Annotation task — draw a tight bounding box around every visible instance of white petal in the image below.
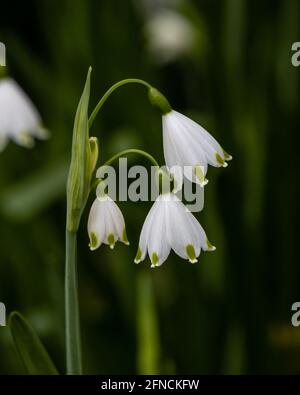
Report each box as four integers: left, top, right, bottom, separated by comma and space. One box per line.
192, 220, 216, 251
163, 111, 208, 185
106, 199, 128, 245
185, 210, 211, 251
166, 195, 201, 262
88, 196, 129, 250
147, 198, 171, 267
100, 200, 118, 249
173, 110, 225, 163
163, 114, 181, 168
164, 111, 208, 168
162, 109, 230, 184
135, 198, 161, 263
181, 208, 216, 252
88, 198, 106, 250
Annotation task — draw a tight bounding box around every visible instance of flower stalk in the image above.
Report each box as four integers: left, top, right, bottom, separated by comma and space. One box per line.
89, 78, 152, 128
65, 230, 82, 374
137, 271, 160, 374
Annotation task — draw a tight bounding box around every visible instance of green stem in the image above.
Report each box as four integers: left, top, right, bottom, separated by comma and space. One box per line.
103, 148, 159, 168
65, 230, 82, 375
137, 271, 160, 374
89, 79, 152, 128
91, 148, 160, 192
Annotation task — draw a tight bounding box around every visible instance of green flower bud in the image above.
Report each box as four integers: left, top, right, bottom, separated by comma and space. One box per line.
87, 136, 99, 182
148, 87, 172, 115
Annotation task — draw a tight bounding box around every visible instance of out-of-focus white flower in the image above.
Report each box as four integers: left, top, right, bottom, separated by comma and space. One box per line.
88, 194, 129, 251
145, 10, 196, 63
0, 77, 49, 151
162, 110, 232, 186
134, 192, 215, 268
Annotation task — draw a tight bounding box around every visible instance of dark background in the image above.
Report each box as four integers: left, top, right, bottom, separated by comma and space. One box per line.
0, 0, 299, 374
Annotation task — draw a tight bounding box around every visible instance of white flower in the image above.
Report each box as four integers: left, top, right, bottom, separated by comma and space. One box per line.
162, 110, 232, 186
134, 192, 215, 268
0, 77, 49, 151
145, 10, 196, 64
88, 194, 129, 251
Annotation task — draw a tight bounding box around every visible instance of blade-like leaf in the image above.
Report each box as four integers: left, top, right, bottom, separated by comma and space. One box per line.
9, 311, 59, 375
66, 67, 92, 232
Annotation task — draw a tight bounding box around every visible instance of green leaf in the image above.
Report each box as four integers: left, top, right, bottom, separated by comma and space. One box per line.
66, 67, 92, 232
8, 311, 59, 375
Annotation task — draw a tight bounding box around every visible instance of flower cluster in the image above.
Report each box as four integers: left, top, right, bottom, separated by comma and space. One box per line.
88, 84, 232, 268
1, 69, 231, 268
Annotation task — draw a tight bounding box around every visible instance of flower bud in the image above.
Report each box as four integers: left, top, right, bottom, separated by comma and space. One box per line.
148, 87, 172, 115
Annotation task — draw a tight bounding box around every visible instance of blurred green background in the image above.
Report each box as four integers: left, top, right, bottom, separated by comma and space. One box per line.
0, 0, 299, 374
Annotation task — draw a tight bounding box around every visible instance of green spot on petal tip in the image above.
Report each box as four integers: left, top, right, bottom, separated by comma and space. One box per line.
134, 247, 142, 264
222, 148, 233, 161
186, 244, 197, 263
206, 238, 216, 251
215, 153, 226, 166
152, 252, 159, 266
202, 178, 209, 186
89, 232, 98, 250
107, 233, 115, 249
122, 228, 130, 245
194, 165, 208, 186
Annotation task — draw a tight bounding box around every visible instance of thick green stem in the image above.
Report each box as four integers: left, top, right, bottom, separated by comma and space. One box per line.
65, 230, 82, 375
89, 79, 152, 128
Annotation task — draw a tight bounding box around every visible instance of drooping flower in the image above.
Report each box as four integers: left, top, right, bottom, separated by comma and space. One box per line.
88, 194, 129, 251
134, 192, 215, 268
162, 110, 232, 186
0, 77, 49, 151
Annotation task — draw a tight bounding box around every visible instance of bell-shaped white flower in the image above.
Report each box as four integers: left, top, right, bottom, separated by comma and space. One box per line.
0, 77, 49, 151
88, 194, 129, 251
162, 110, 232, 186
134, 192, 215, 268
